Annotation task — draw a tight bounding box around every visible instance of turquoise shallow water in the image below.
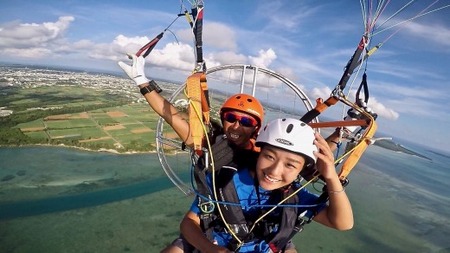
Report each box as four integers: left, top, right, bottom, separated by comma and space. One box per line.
295, 144, 450, 253
0, 144, 449, 253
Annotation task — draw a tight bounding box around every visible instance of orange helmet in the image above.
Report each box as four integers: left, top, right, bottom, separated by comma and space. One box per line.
220, 93, 264, 127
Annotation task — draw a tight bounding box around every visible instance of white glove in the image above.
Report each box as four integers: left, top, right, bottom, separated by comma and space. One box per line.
118, 54, 150, 86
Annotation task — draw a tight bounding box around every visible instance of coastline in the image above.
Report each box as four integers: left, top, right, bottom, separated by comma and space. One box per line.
0, 143, 156, 155
372, 139, 431, 160
1, 136, 431, 159
0, 145, 173, 203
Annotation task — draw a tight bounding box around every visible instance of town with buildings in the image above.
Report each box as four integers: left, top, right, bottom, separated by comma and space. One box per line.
0, 64, 182, 117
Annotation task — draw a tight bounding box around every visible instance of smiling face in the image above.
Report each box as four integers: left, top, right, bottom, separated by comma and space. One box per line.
255, 144, 306, 191
222, 111, 258, 148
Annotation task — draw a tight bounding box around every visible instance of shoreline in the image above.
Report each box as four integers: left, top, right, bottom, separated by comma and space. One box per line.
0, 145, 171, 202
0, 143, 157, 155
1, 139, 431, 160
372, 139, 431, 160
0, 142, 192, 156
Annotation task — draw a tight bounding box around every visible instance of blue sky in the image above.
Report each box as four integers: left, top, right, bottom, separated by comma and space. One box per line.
1, 0, 449, 153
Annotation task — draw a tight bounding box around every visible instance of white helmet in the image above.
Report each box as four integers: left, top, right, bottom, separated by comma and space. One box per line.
256, 118, 317, 169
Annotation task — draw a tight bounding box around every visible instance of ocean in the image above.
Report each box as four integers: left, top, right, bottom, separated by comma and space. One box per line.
0, 144, 449, 253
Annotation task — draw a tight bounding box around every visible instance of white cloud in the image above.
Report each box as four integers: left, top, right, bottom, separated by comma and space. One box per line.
89, 42, 123, 61
208, 51, 247, 66
274, 67, 297, 84
311, 86, 332, 102
176, 22, 238, 51
150, 42, 196, 71
0, 47, 52, 58
366, 96, 399, 120
0, 16, 74, 50
204, 22, 238, 51
113, 34, 149, 49
249, 48, 277, 68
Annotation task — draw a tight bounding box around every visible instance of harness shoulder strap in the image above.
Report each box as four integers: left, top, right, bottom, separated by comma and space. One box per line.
194, 136, 231, 195
198, 164, 249, 252
210, 135, 234, 171
196, 137, 239, 240
265, 188, 300, 252
214, 166, 249, 238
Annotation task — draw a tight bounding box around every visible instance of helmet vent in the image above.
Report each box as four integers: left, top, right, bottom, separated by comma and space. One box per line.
286, 123, 294, 133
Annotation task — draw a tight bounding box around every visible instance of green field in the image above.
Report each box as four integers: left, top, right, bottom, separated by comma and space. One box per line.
0, 83, 174, 152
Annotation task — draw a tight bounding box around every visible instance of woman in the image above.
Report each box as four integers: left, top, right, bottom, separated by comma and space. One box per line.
179, 118, 353, 253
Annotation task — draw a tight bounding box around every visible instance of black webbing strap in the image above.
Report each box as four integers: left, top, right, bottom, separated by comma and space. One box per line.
355, 73, 369, 107
266, 189, 300, 252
